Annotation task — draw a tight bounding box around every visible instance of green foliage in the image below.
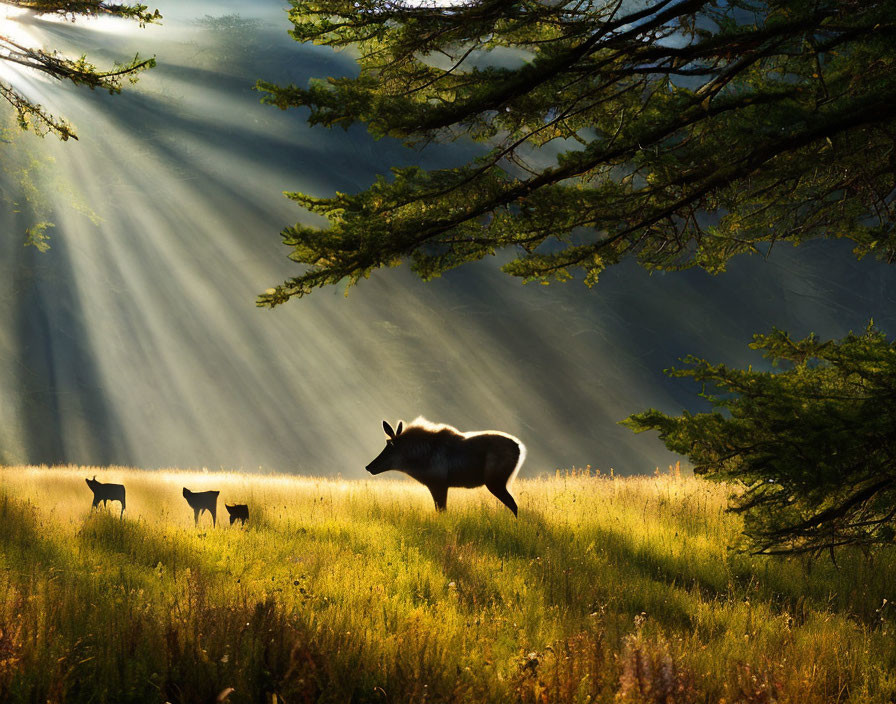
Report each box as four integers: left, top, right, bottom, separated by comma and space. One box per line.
624, 324, 896, 556
8, 1, 158, 22
1, 468, 895, 702
257, 0, 896, 305
0, 1, 160, 140
23, 221, 53, 252
0, 121, 102, 250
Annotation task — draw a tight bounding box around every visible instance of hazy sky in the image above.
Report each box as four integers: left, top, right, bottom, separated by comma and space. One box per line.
0, 0, 894, 476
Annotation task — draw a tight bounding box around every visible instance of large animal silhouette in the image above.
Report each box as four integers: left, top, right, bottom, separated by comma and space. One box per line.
85, 476, 126, 518
365, 417, 525, 515
182, 487, 220, 526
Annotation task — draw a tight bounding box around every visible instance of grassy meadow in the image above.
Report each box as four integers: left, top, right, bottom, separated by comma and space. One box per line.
0, 466, 894, 703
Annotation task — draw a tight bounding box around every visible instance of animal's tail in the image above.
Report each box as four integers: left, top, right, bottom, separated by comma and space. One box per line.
508, 439, 527, 485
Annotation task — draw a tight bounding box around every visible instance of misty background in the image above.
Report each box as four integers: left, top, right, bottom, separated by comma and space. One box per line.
0, 0, 894, 476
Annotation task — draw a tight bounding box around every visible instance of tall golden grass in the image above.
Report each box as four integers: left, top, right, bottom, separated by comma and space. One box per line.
0, 465, 893, 703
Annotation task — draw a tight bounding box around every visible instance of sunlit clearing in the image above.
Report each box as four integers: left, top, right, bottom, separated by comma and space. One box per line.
1, 465, 895, 701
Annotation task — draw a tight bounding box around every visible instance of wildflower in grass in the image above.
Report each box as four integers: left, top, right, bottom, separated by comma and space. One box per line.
616, 616, 695, 704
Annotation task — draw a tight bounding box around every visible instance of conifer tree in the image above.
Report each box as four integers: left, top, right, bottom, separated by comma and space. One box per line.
1, 1, 160, 140
257, 0, 896, 305
624, 325, 896, 556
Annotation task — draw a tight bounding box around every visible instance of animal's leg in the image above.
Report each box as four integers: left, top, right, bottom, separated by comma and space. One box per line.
193, 507, 201, 525
211, 507, 217, 527
91, 497, 99, 511
119, 501, 124, 520
428, 484, 448, 512
230, 514, 236, 526
486, 483, 518, 517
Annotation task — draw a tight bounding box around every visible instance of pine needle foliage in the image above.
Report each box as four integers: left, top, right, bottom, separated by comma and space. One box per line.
256, 0, 896, 305
0, 1, 160, 140
624, 324, 896, 556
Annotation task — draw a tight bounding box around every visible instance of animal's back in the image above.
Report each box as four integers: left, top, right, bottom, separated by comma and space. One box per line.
226, 503, 248, 516
449, 431, 523, 488
184, 489, 219, 508
90, 479, 125, 502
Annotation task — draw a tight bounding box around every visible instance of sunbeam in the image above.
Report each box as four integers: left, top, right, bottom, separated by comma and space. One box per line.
1, 0, 895, 475
0, 5, 41, 86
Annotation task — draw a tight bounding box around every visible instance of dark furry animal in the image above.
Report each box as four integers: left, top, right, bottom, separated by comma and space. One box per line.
85, 476, 126, 518
225, 503, 249, 525
182, 487, 220, 526
365, 417, 525, 515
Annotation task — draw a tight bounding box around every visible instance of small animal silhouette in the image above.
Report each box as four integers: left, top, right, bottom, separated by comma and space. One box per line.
225, 503, 249, 525
365, 417, 525, 515
182, 487, 220, 526
85, 476, 126, 518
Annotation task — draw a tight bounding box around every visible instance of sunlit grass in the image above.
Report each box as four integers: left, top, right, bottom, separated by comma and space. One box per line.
0, 465, 894, 703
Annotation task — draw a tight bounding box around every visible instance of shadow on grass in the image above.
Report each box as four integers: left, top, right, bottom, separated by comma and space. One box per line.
76, 511, 217, 579
0, 496, 63, 569
366, 503, 696, 633
369, 497, 894, 637
0, 495, 335, 704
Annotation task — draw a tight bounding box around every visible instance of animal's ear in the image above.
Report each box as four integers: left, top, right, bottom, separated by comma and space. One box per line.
396, 421, 403, 436
383, 420, 395, 439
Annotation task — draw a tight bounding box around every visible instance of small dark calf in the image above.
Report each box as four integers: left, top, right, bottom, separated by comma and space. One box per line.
365, 417, 525, 515
182, 487, 220, 526
225, 503, 249, 525
85, 476, 126, 518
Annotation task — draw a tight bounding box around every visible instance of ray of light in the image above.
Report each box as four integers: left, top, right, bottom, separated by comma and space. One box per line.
0, 0, 894, 477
